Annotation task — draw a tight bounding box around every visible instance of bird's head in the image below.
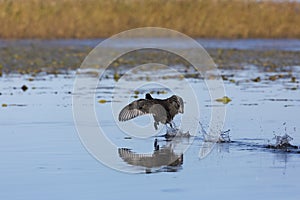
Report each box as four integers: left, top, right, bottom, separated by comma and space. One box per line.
145, 93, 153, 100
170, 95, 184, 114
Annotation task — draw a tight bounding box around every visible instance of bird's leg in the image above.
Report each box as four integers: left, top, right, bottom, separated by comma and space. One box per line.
165, 123, 177, 138
166, 123, 172, 131
167, 121, 177, 131
154, 121, 159, 130
171, 121, 177, 129
153, 139, 159, 151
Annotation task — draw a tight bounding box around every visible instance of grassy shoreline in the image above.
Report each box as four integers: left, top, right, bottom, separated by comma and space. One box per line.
0, 0, 299, 39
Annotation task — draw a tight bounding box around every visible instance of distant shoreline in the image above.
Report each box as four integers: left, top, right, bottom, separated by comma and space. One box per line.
0, 39, 299, 75
0, 0, 299, 39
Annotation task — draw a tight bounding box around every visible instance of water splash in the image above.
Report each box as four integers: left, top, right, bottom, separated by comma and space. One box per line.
164, 127, 190, 138
274, 134, 293, 146
199, 122, 231, 143
266, 133, 298, 150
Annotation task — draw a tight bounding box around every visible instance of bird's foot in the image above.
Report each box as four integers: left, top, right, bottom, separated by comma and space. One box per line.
165, 126, 179, 138
167, 122, 178, 132
165, 126, 191, 139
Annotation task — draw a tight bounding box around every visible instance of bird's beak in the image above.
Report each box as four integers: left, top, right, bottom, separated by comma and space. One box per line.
179, 106, 184, 113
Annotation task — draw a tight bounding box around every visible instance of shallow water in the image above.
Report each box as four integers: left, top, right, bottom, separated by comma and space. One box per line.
2, 38, 300, 51
1, 67, 300, 199
1, 39, 300, 199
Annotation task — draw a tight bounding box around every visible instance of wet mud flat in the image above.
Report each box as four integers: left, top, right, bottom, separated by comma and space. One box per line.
1, 39, 300, 75
0, 39, 300, 199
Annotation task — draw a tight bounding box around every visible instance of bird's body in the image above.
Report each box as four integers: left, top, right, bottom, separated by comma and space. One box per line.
118, 93, 184, 129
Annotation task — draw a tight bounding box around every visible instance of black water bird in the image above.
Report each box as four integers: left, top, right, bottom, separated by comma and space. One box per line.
118, 93, 184, 130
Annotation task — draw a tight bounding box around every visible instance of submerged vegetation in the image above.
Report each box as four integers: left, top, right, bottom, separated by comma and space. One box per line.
0, 0, 299, 39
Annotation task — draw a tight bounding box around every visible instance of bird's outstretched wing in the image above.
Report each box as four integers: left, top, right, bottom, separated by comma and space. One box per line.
118, 99, 167, 122
118, 99, 151, 121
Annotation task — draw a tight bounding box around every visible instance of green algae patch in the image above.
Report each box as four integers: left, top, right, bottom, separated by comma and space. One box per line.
216, 96, 232, 104
98, 99, 107, 104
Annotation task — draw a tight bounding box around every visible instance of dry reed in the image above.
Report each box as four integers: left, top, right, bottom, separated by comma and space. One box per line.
0, 0, 299, 38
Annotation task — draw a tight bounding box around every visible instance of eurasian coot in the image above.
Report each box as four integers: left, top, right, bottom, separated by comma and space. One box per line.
118, 93, 184, 129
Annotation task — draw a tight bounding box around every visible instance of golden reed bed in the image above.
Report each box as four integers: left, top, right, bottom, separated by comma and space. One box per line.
0, 0, 299, 39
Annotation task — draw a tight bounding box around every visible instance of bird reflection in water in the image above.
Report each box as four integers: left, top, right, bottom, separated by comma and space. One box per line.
118, 138, 188, 173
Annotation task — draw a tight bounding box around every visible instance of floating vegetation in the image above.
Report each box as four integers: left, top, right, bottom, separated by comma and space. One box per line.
215, 96, 232, 104
147, 90, 169, 95
76, 69, 100, 77
241, 103, 258, 106
156, 90, 167, 95
251, 76, 261, 82
98, 99, 107, 104
113, 72, 120, 82
291, 76, 297, 83
268, 75, 278, 81
1, 103, 26, 107
21, 85, 28, 92
221, 75, 228, 81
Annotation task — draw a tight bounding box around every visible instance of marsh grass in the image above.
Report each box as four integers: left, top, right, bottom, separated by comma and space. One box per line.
0, 0, 299, 38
